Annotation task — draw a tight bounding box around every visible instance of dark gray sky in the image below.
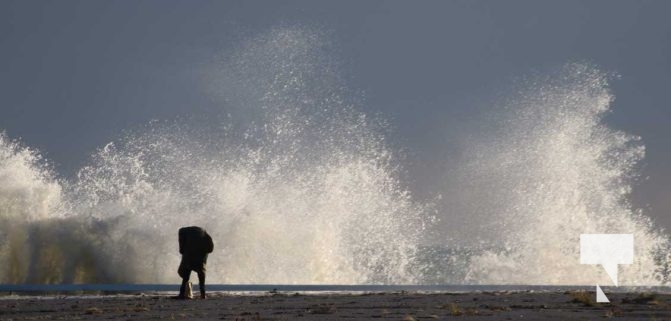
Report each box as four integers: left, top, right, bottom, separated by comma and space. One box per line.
1, 1, 670, 228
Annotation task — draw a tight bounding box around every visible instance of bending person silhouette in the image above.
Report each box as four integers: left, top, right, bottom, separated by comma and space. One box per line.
178, 226, 214, 299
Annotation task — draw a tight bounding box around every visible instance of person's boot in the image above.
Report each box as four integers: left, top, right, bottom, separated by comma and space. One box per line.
177, 279, 190, 299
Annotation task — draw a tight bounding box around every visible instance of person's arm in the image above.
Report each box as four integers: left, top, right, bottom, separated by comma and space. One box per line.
205, 233, 214, 253
179, 230, 185, 254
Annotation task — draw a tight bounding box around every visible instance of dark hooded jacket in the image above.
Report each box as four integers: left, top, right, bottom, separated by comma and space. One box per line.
179, 226, 214, 259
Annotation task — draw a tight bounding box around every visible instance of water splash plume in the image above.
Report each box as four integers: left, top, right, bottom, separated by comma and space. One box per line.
0, 29, 669, 286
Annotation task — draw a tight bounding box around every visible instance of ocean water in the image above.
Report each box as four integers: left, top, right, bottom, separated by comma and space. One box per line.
1, 27, 669, 286
2, 284, 670, 297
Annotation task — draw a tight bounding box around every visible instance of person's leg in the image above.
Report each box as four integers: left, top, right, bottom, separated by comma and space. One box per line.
177, 258, 191, 299
179, 274, 191, 299
197, 269, 206, 298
